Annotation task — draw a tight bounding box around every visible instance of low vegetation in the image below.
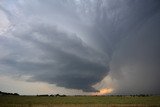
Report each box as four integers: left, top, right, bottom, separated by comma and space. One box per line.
0, 95, 160, 107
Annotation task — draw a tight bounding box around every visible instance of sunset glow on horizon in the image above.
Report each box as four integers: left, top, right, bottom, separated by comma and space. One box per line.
92, 88, 113, 96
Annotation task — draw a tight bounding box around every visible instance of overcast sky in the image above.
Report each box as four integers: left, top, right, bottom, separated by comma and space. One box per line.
0, 0, 160, 95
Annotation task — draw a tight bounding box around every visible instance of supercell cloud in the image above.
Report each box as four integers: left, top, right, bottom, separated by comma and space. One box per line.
0, 0, 160, 94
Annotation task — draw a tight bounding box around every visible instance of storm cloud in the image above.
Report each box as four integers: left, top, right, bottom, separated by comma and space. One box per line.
0, 0, 160, 94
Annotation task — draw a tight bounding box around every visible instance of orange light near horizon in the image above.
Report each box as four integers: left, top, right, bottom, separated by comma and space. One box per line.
92, 88, 113, 96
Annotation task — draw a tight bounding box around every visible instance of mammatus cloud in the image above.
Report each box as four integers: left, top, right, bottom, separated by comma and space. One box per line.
0, 0, 160, 94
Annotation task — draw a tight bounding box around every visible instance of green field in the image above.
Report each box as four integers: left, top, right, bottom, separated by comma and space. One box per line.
0, 96, 160, 107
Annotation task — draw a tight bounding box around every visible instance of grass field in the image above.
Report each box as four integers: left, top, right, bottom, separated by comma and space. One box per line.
0, 96, 160, 107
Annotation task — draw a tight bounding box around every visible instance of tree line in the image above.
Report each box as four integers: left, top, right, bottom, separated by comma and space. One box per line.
0, 91, 155, 97
0, 91, 19, 96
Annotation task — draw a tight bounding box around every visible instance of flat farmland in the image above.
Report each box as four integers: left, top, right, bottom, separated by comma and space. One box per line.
0, 96, 160, 107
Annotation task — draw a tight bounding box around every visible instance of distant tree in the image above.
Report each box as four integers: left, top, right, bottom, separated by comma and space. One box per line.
61, 94, 66, 97
55, 94, 60, 97
50, 94, 55, 97
13, 93, 19, 96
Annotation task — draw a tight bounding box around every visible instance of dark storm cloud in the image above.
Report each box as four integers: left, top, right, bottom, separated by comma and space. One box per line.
0, 22, 109, 92
0, 0, 160, 94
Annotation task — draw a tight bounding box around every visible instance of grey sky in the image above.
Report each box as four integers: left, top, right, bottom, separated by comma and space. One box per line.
0, 0, 160, 95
